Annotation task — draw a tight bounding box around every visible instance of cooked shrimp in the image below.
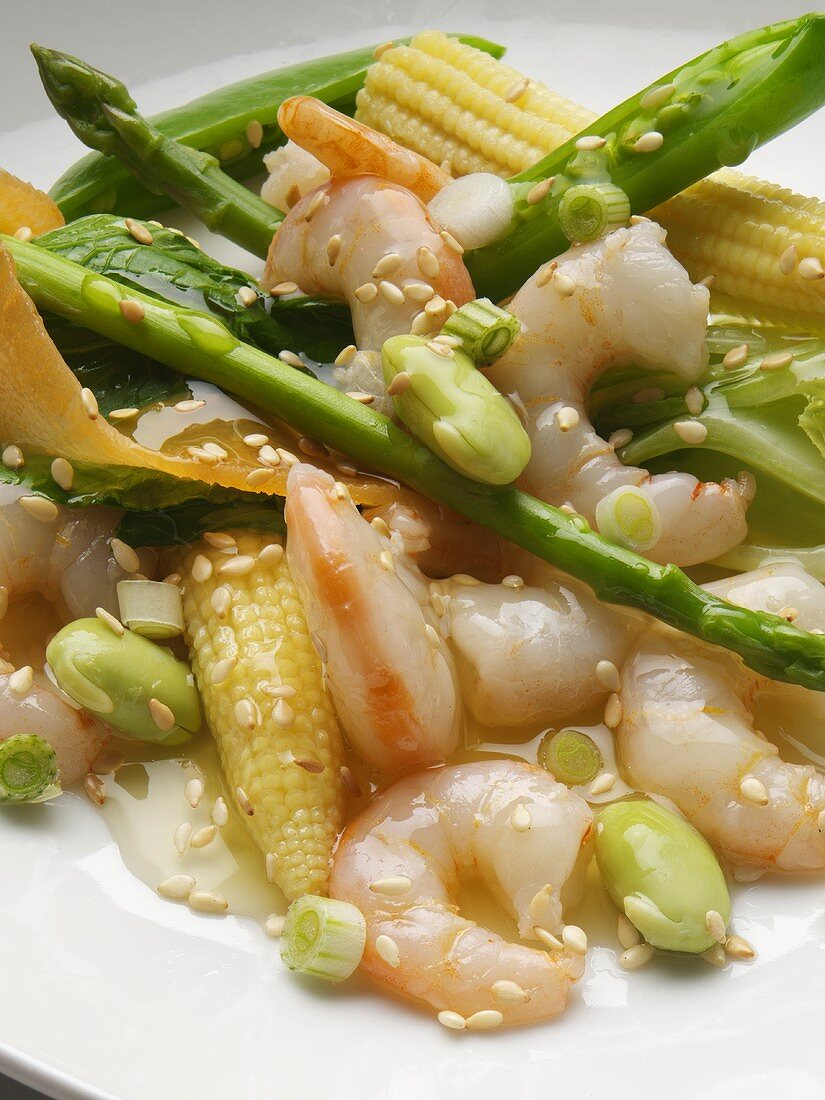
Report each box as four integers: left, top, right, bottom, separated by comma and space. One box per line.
486, 219, 750, 566
0, 488, 137, 783
278, 96, 451, 202
285, 463, 461, 772
617, 563, 825, 872
330, 760, 592, 1025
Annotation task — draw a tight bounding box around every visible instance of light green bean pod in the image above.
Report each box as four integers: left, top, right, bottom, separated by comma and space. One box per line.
46, 618, 200, 744
595, 799, 731, 954
381, 335, 531, 486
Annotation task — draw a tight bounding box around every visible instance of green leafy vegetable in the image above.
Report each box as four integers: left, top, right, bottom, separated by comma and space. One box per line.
116, 499, 284, 547
37, 215, 353, 361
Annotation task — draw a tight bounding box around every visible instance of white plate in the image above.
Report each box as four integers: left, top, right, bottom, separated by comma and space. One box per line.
3, 2, 825, 1098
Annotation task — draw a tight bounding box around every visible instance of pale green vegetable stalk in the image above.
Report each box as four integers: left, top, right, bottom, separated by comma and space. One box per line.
0, 734, 60, 804
595, 486, 662, 554
116, 579, 184, 640
558, 182, 631, 243
440, 299, 521, 365
538, 729, 603, 787
280, 895, 366, 981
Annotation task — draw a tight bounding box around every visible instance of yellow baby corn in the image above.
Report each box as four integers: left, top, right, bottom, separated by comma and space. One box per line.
358, 33, 825, 328
177, 531, 346, 900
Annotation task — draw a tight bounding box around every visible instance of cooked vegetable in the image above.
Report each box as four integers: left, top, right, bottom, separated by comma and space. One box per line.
426, 173, 515, 250
558, 182, 630, 243
382, 334, 531, 484
9, 236, 825, 692
538, 729, 602, 787
176, 532, 346, 899
0, 168, 64, 237
116, 499, 285, 547
440, 299, 520, 365
116, 579, 184, 639
595, 486, 662, 554
0, 734, 60, 804
38, 215, 354, 361
280, 895, 366, 981
595, 800, 731, 954
46, 618, 200, 744
48, 37, 505, 222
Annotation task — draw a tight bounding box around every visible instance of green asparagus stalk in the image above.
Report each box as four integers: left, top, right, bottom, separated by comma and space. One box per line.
7, 233, 825, 693
47, 37, 505, 222
32, 45, 283, 257
468, 14, 825, 300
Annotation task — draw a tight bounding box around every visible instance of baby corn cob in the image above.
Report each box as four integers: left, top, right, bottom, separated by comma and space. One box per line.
177, 531, 346, 900
359, 33, 825, 328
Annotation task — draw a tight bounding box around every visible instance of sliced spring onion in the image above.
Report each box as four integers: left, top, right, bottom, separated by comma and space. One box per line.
426, 172, 514, 250
538, 728, 603, 786
117, 579, 185, 639
558, 182, 631, 244
440, 298, 521, 365
0, 734, 61, 803
595, 485, 661, 553
280, 895, 366, 982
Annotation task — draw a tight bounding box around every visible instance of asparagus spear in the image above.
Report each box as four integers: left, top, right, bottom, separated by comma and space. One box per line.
47, 37, 505, 222
7, 233, 825, 693
32, 45, 283, 257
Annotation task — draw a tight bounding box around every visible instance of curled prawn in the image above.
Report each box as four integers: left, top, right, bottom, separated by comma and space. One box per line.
486, 219, 750, 566
617, 562, 825, 873
0, 488, 138, 783
330, 760, 592, 1026
285, 463, 461, 772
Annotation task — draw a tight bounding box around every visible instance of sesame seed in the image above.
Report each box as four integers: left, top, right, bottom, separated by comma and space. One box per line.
190, 824, 218, 849
527, 177, 554, 204
425, 339, 454, 358
236, 786, 254, 815
705, 909, 727, 944
174, 822, 192, 855
502, 574, 524, 589
187, 446, 219, 465
528, 885, 552, 921
8, 665, 33, 694
340, 765, 362, 797
609, 428, 633, 448
375, 934, 401, 968
737, 470, 757, 503
279, 349, 304, 368
246, 119, 264, 148
799, 257, 825, 281
562, 925, 588, 955
369, 875, 412, 897
505, 76, 530, 103
466, 1009, 503, 1030
302, 189, 328, 222
257, 444, 281, 467
424, 295, 447, 316
510, 803, 532, 832
109, 537, 139, 574
416, 246, 440, 279
211, 656, 237, 685
617, 913, 642, 950
778, 244, 798, 274
257, 543, 284, 566
404, 282, 436, 303
595, 659, 621, 692
373, 253, 402, 278
387, 369, 413, 396
218, 555, 256, 577
203, 531, 236, 551
237, 286, 258, 307
149, 697, 176, 732
265, 852, 277, 881
19, 496, 59, 523
724, 934, 756, 960
491, 979, 529, 1005
759, 351, 793, 371
354, 282, 379, 303
554, 272, 576, 297
702, 944, 727, 968
84, 772, 106, 805
640, 83, 676, 111
535, 261, 558, 288
92, 749, 124, 775
685, 386, 704, 417
533, 926, 564, 950
346, 390, 376, 404
13, 226, 33, 242
48, 456, 74, 491
555, 406, 580, 432
326, 234, 342, 266
264, 913, 286, 938
188, 890, 228, 914
440, 229, 464, 254
576, 135, 606, 151
265, 683, 295, 699
270, 281, 298, 297
157, 874, 196, 899
370, 515, 391, 537
298, 436, 328, 458
284, 185, 301, 210
674, 420, 708, 445
633, 387, 665, 404
372, 40, 394, 59
243, 433, 269, 448
604, 692, 623, 728
174, 398, 207, 413
273, 698, 295, 728
125, 217, 153, 245
1, 444, 23, 469
379, 549, 395, 573
334, 344, 357, 367
379, 280, 405, 305
633, 131, 664, 153
722, 344, 749, 369
246, 467, 276, 487
589, 772, 616, 797
437, 1010, 466, 1030
95, 606, 125, 636
331, 481, 350, 502
118, 298, 145, 324
698, 274, 717, 290
185, 777, 204, 808
234, 698, 258, 730
108, 407, 140, 422
778, 605, 798, 622
620, 943, 654, 970
424, 623, 440, 649
739, 774, 769, 806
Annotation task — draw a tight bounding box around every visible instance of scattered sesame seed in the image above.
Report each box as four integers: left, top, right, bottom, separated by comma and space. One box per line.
92, 749, 124, 775
299, 436, 328, 458
265, 852, 277, 881
528, 885, 553, 921
84, 772, 106, 806
533, 926, 564, 950
576, 135, 607, 151
264, 913, 286, 938
510, 803, 532, 832
722, 344, 749, 369
372, 40, 394, 59
466, 1009, 504, 1030
369, 876, 412, 897
19, 496, 59, 523
279, 349, 304, 368
685, 386, 704, 417
555, 406, 580, 432
386, 370, 412, 398
527, 177, 554, 204
257, 444, 281, 468
491, 979, 530, 1005
13, 226, 33, 242
270, 281, 298, 297
379, 279, 405, 305
562, 925, 588, 955
303, 189, 329, 222
273, 698, 295, 728
425, 338, 454, 358
373, 253, 403, 278
609, 429, 633, 449
620, 943, 654, 970
265, 683, 296, 699
108, 407, 141, 423
589, 772, 617, 797
404, 281, 436, 302
502, 574, 524, 589
218, 555, 256, 577
110, 537, 140, 574
346, 390, 376, 404
424, 294, 447, 316
724, 934, 756, 960
698, 274, 716, 290
778, 244, 798, 275
595, 659, 621, 692
640, 83, 676, 111
246, 119, 264, 148
8, 665, 34, 694
118, 298, 146, 324
95, 606, 125, 636
174, 398, 207, 413
416, 246, 440, 279
633, 131, 664, 153
370, 515, 391, 537
617, 913, 642, 950
149, 697, 176, 732
340, 765, 362, 797
604, 692, 623, 729
257, 542, 284, 566
736, 471, 757, 503
326, 234, 342, 266
674, 420, 708, 445
187, 445, 220, 466
1, 444, 24, 470
331, 481, 350, 502
203, 532, 236, 551
759, 351, 793, 371
188, 890, 228, 914
375, 934, 401, 968
190, 824, 218, 849
535, 261, 558, 288
247, 467, 277, 488
437, 1010, 466, 1030
284, 184, 301, 210
157, 874, 196, 900
440, 229, 464, 255
799, 257, 825, 281
234, 698, 258, 730
236, 786, 254, 815
125, 217, 153, 245
211, 656, 238, 685
778, 605, 798, 622
424, 623, 440, 649
505, 76, 530, 103
174, 822, 192, 855
237, 285, 258, 307
185, 777, 204, 808
50, 456, 74, 491
701, 944, 727, 968
378, 549, 395, 573
739, 774, 769, 806
243, 433, 269, 448
334, 344, 357, 367
705, 909, 727, 944
354, 282, 379, 303
554, 272, 576, 297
